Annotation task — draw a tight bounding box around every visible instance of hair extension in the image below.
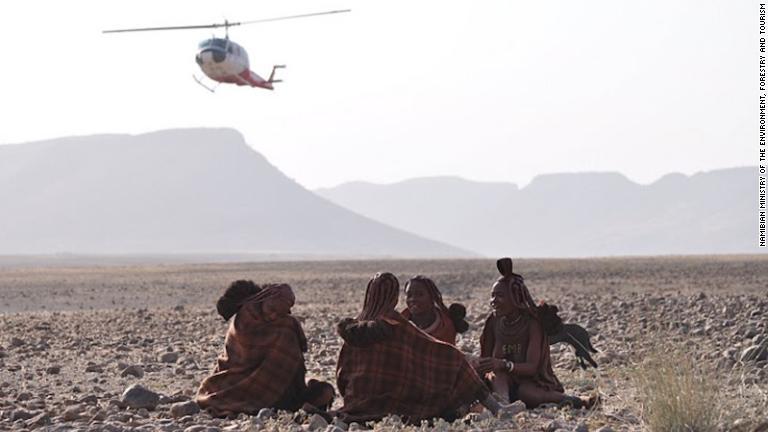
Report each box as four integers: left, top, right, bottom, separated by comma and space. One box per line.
216, 279, 262, 320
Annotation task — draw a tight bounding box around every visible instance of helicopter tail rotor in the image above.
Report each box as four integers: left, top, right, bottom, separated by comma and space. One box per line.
268, 65, 286, 83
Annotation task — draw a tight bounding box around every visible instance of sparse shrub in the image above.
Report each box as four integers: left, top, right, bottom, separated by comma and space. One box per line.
634, 348, 721, 432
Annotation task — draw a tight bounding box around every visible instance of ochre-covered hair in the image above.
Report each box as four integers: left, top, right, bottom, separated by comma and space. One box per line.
405, 275, 449, 312
495, 257, 538, 315
406, 275, 469, 333
358, 272, 400, 320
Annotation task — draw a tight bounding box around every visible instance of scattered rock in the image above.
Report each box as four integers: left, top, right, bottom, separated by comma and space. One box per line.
45, 365, 61, 375
121, 384, 160, 410
465, 411, 493, 423
308, 413, 329, 431
256, 407, 274, 421
120, 365, 144, 378
62, 405, 83, 421
170, 400, 200, 418
25, 412, 51, 427
85, 364, 104, 373
10, 337, 24, 348
595, 427, 614, 432
546, 420, 565, 432
161, 352, 180, 363
574, 422, 589, 432
498, 400, 526, 419
11, 408, 36, 421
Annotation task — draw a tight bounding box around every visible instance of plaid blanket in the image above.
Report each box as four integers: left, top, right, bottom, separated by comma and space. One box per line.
336, 315, 488, 423
196, 302, 308, 417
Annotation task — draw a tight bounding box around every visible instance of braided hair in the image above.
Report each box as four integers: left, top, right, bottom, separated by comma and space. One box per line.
495, 257, 562, 336
406, 275, 469, 334
357, 272, 400, 320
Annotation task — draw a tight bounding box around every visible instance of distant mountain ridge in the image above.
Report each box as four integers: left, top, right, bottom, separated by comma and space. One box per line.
316, 167, 760, 257
0, 129, 469, 257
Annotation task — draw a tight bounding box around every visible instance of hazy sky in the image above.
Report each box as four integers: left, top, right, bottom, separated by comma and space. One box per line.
0, 1, 753, 189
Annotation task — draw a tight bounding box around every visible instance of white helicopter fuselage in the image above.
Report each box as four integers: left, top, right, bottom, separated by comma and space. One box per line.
195, 38, 278, 90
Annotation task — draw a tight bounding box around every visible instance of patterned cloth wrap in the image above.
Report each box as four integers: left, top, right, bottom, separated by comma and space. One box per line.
336, 272, 489, 423
196, 284, 309, 417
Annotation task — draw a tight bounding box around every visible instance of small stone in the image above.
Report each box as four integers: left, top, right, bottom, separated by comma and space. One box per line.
120, 365, 144, 378
11, 408, 36, 421
307, 413, 329, 431
595, 427, 614, 432
80, 394, 99, 405
25, 412, 51, 427
85, 364, 104, 373
62, 405, 83, 421
10, 337, 24, 347
137, 407, 150, 418
170, 401, 200, 418
256, 407, 274, 420
465, 411, 493, 423
331, 419, 348, 431
16, 391, 32, 401
121, 384, 160, 410
45, 365, 61, 375
574, 422, 589, 432
546, 420, 565, 432
498, 400, 526, 419
161, 352, 179, 363
324, 426, 345, 432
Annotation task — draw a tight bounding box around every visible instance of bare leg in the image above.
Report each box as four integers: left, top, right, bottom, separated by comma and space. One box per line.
516, 381, 565, 408
480, 393, 501, 416
489, 372, 511, 403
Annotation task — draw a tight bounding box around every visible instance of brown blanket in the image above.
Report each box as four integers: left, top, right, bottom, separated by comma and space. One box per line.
336, 313, 488, 423
196, 300, 308, 417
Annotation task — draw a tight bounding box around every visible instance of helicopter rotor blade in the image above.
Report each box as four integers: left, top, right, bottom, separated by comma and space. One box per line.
102, 9, 349, 34
103, 22, 239, 33
238, 9, 351, 26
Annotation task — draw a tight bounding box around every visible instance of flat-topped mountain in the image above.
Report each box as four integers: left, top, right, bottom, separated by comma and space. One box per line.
0, 129, 468, 258
316, 168, 759, 257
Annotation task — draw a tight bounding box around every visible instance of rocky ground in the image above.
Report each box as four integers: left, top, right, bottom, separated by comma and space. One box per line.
0, 256, 766, 431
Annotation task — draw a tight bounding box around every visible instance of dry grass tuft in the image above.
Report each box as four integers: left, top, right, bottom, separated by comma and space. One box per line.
634, 347, 722, 432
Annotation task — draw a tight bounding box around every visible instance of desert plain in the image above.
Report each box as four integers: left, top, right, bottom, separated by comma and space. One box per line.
0, 255, 766, 431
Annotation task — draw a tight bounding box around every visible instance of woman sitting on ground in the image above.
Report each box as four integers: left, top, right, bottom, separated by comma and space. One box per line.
401, 275, 469, 345
196, 280, 334, 417
335, 272, 502, 424
474, 258, 596, 409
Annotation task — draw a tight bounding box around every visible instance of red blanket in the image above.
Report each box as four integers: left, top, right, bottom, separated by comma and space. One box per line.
336, 314, 488, 423
196, 301, 308, 417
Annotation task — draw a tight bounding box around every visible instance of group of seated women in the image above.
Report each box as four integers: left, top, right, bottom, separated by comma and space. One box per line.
195, 258, 596, 423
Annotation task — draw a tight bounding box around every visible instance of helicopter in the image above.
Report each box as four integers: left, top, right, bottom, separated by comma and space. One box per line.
103, 10, 350, 92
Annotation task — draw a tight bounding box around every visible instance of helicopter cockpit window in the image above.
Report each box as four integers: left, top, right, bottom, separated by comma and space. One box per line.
211, 39, 228, 49
198, 40, 213, 49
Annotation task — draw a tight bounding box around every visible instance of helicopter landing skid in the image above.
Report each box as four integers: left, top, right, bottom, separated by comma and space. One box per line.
193, 74, 220, 93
